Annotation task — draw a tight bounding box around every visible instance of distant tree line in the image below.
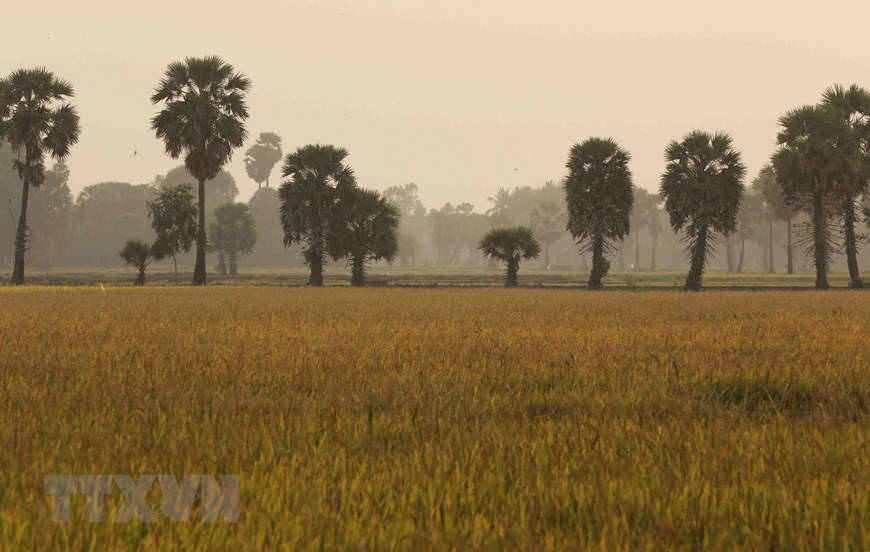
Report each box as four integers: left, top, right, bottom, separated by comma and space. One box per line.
1, 61, 868, 288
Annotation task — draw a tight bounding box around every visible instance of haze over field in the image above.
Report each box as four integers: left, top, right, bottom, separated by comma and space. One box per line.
4, 0, 870, 208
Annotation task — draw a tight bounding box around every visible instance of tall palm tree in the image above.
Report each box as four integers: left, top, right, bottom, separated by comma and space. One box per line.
244, 132, 282, 189
151, 56, 251, 286
329, 188, 400, 286
478, 226, 541, 287
278, 144, 357, 286
563, 138, 634, 289
772, 105, 859, 289
821, 84, 870, 288
0, 68, 80, 285
661, 131, 745, 291
209, 202, 257, 276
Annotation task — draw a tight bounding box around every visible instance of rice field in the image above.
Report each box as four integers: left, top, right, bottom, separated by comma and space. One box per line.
0, 287, 868, 550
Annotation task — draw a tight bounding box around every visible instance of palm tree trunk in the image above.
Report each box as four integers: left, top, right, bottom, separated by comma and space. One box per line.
11, 177, 30, 285
843, 198, 863, 288
811, 189, 830, 290
505, 258, 518, 287
351, 255, 365, 287
650, 234, 657, 271
684, 225, 708, 291
588, 234, 607, 290
768, 220, 775, 273
309, 249, 324, 286
786, 217, 794, 275
217, 253, 227, 275
725, 233, 734, 273
192, 177, 207, 285
737, 238, 745, 273
634, 230, 641, 271
229, 250, 238, 276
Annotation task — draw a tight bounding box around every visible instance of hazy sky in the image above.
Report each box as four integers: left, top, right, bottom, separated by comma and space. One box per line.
4, 0, 870, 210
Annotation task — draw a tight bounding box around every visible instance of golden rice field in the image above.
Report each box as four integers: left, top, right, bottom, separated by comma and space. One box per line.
0, 287, 868, 550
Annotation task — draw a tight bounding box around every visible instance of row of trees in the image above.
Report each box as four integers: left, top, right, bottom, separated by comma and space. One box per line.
2, 59, 868, 287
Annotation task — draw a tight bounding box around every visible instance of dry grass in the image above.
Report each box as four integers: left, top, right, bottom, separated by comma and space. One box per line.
0, 288, 868, 550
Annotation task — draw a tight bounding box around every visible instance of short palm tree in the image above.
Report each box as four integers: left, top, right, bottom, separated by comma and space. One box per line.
329, 188, 400, 286
209, 203, 257, 276
771, 105, 859, 289
479, 226, 541, 287
0, 68, 80, 285
661, 131, 745, 291
821, 84, 870, 288
151, 56, 251, 286
278, 144, 357, 286
563, 138, 634, 289
119, 239, 153, 286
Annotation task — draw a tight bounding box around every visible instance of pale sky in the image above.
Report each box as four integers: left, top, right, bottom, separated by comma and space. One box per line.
4, 0, 870, 210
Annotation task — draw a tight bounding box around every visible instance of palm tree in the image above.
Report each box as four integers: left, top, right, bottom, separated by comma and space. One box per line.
821, 84, 870, 288
244, 132, 283, 189
772, 105, 859, 289
119, 239, 153, 286
661, 131, 746, 291
563, 138, 634, 289
209, 203, 257, 276
0, 68, 80, 285
752, 165, 796, 274
478, 227, 541, 287
734, 192, 764, 272
329, 188, 400, 286
150, 56, 251, 286
528, 200, 564, 270
630, 188, 660, 271
278, 144, 357, 286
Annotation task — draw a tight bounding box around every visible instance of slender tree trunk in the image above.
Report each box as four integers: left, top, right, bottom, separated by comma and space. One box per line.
192, 177, 207, 285
172, 254, 178, 284
309, 248, 324, 286
217, 253, 227, 275
811, 189, 829, 290
588, 234, 608, 290
843, 198, 863, 288
725, 233, 734, 273
684, 225, 708, 291
737, 238, 745, 273
768, 220, 775, 273
505, 257, 518, 287
229, 250, 238, 276
634, 230, 641, 271
351, 255, 365, 287
135, 268, 146, 286
786, 217, 794, 275
650, 234, 657, 271
11, 177, 30, 285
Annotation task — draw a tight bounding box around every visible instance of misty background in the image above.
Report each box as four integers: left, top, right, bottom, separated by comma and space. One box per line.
2, 0, 870, 271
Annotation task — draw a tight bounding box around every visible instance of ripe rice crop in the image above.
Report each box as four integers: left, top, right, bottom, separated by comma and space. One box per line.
0, 287, 868, 549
